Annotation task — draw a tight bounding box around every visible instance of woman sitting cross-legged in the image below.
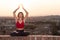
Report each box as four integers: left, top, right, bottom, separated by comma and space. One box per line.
10, 5, 30, 36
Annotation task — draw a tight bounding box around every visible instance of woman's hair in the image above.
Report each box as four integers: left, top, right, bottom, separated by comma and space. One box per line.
18, 12, 24, 20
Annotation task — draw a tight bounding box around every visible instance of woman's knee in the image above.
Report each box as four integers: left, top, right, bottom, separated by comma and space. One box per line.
10, 32, 17, 36
24, 32, 30, 35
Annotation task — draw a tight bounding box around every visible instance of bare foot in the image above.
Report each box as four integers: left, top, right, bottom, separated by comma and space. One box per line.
13, 31, 18, 33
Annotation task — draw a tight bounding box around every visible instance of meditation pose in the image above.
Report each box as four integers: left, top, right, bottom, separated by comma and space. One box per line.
10, 5, 29, 36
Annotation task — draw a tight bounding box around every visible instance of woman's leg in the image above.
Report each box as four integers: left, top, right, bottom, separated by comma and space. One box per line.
10, 32, 18, 36
17, 30, 24, 36
23, 32, 30, 36
16, 30, 30, 36
10, 30, 30, 36
18, 30, 30, 36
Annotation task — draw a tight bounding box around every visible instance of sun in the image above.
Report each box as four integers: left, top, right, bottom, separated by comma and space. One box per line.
9, 0, 31, 16
12, 0, 31, 8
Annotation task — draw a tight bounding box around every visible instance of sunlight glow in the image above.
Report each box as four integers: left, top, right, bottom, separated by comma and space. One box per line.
0, 0, 60, 17
8, 0, 31, 8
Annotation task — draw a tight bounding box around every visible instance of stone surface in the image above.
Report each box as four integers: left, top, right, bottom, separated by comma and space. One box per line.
0, 35, 60, 40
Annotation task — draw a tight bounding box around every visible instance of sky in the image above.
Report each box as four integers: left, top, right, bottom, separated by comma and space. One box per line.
0, 0, 60, 17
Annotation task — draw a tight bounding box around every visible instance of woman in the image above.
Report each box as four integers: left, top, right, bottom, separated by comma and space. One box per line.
10, 5, 29, 36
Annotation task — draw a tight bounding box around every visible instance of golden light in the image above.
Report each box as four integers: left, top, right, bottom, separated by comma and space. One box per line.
0, 0, 60, 17
17, 0, 31, 8
0, 0, 31, 16
8, 0, 31, 9
0, 0, 31, 8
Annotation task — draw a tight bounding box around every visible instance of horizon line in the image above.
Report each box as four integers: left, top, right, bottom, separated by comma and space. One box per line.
0, 15, 60, 18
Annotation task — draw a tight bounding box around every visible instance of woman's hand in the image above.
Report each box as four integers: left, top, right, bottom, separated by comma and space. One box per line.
21, 4, 24, 9
17, 5, 20, 9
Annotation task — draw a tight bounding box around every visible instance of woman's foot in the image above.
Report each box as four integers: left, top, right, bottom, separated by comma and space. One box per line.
13, 31, 18, 33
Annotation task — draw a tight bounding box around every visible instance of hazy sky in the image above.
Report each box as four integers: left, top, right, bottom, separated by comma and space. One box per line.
0, 0, 60, 17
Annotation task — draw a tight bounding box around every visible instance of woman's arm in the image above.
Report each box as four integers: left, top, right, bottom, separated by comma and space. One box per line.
22, 6, 29, 20
13, 6, 19, 18
13, 6, 20, 22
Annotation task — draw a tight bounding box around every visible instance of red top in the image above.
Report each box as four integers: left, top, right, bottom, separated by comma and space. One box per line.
16, 21, 24, 28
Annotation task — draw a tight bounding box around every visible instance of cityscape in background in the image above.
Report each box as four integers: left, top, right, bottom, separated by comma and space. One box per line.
0, 15, 60, 35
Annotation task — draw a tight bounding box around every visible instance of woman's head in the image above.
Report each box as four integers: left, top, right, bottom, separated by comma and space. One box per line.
17, 12, 24, 20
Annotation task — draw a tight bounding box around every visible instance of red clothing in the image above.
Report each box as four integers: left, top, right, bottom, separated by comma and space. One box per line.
16, 21, 24, 28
